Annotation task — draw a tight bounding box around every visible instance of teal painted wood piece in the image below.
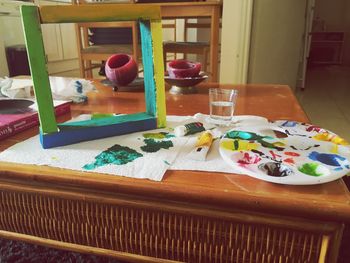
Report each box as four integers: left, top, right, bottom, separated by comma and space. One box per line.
20, 4, 165, 148
59, 112, 155, 128
140, 21, 157, 117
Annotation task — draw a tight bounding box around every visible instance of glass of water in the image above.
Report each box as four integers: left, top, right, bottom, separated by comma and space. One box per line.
209, 88, 238, 126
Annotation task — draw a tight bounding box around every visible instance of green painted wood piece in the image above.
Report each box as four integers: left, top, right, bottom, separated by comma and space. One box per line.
140, 20, 157, 117
20, 5, 58, 134
59, 112, 155, 127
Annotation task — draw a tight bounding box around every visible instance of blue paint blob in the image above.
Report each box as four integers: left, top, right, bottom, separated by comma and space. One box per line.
308, 151, 346, 167
75, 81, 83, 94
281, 121, 297, 127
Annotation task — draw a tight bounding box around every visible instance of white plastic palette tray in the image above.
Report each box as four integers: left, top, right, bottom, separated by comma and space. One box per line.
219, 120, 350, 185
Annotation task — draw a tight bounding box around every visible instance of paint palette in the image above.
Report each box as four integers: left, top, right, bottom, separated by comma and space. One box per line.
219, 121, 350, 185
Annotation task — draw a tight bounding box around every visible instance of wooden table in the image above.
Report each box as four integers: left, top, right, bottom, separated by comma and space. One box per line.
156, 1, 222, 82
0, 82, 349, 263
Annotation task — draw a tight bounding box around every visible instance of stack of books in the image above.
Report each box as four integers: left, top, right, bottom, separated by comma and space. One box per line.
0, 99, 71, 140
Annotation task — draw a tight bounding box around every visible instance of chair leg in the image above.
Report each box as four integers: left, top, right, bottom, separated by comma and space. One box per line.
202, 48, 209, 73
86, 60, 93, 78
78, 57, 85, 78
163, 48, 167, 71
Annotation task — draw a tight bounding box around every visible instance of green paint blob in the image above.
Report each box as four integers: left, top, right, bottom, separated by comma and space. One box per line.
141, 138, 173, 153
83, 144, 143, 170
91, 113, 115, 119
298, 163, 323, 177
143, 132, 175, 139
164, 160, 171, 165
226, 131, 258, 140
225, 131, 284, 151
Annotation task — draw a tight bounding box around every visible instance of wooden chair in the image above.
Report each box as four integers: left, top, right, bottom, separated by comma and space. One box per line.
72, 0, 139, 78
163, 18, 210, 73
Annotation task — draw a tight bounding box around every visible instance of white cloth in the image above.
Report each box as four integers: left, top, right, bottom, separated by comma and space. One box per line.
0, 76, 96, 103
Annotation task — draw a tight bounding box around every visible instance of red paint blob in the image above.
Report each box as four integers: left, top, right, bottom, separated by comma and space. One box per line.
284, 158, 295, 164
284, 151, 300, 157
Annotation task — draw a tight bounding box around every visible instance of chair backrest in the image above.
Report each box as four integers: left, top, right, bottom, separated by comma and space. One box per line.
72, 0, 140, 77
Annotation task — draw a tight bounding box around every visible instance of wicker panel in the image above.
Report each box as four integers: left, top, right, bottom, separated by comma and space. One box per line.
0, 190, 325, 262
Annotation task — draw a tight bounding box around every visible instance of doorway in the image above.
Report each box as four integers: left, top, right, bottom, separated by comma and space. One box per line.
295, 0, 350, 143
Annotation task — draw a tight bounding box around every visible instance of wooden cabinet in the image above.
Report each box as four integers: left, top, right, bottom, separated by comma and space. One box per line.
35, 0, 78, 74
309, 32, 345, 65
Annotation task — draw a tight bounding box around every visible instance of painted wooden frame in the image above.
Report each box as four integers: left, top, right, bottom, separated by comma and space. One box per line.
20, 4, 166, 149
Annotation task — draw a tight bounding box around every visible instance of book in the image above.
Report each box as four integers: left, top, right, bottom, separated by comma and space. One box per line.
0, 100, 71, 140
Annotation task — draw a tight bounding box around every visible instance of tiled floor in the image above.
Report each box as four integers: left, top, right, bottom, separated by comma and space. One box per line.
295, 65, 350, 142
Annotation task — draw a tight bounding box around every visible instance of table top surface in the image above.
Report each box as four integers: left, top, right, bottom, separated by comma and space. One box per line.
1, 82, 350, 222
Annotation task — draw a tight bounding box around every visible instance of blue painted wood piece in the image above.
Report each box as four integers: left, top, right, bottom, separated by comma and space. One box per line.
41, 118, 157, 149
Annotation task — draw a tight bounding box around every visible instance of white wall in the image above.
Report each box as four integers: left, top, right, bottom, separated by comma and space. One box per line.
247, 0, 306, 90
1, 17, 25, 46
0, 19, 9, 77
345, 0, 350, 65
0, 0, 27, 77
220, 0, 253, 84
314, 0, 345, 31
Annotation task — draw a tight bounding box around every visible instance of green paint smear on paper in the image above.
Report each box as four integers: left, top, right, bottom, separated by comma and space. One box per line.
143, 132, 175, 139
141, 138, 173, 153
298, 163, 323, 177
91, 113, 115, 119
83, 144, 143, 170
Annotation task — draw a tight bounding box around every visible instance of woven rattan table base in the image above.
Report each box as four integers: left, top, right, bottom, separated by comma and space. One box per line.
0, 185, 343, 263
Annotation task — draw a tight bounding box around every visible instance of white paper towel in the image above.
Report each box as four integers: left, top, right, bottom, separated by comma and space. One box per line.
0, 115, 268, 181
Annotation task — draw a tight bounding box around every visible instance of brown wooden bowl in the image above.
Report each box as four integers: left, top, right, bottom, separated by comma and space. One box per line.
164, 73, 208, 88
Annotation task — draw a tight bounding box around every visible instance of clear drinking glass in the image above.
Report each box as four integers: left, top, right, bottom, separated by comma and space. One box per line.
209, 88, 238, 126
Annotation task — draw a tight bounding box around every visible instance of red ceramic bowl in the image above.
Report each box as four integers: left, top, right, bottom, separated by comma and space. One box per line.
105, 54, 138, 86
167, 59, 201, 78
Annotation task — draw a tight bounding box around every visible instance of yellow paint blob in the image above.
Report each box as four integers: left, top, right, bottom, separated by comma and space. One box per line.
331, 144, 338, 154
272, 141, 286, 147
195, 131, 213, 147
221, 139, 258, 152
313, 132, 349, 145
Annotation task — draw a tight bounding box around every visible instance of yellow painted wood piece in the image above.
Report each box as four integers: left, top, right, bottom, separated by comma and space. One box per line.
151, 19, 166, 128
39, 4, 161, 24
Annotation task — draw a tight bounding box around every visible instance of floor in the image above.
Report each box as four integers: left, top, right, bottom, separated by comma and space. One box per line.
295, 65, 350, 142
